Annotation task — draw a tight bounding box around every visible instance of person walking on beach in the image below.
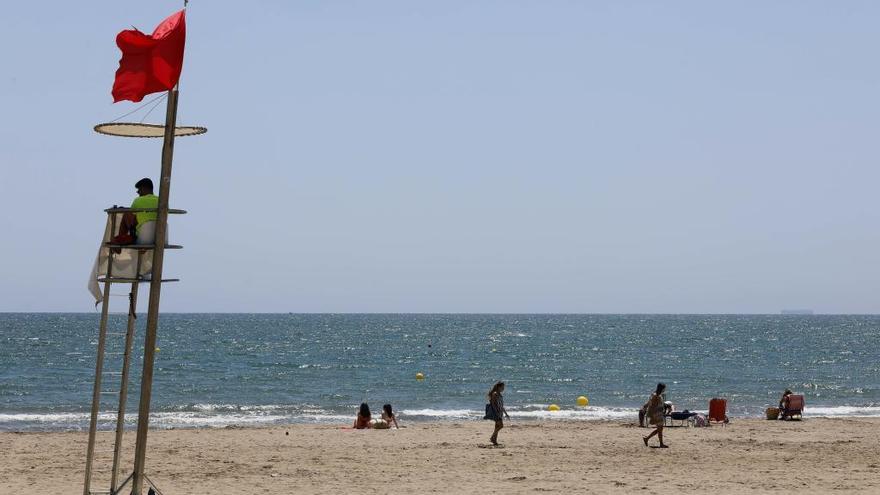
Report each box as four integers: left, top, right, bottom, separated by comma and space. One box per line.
486, 381, 510, 445
642, 382, 668, 448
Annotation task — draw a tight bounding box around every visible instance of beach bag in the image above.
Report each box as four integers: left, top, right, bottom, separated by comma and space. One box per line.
484, 403, 498, 420
693, 414, 707, 427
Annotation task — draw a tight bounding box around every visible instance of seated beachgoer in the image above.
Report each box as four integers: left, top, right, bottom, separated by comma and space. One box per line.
111, 178, 159, 245
353, 403, 372, 429
663, 401, 675, 415
380, 404, 399, 429
778, 389, 792, 419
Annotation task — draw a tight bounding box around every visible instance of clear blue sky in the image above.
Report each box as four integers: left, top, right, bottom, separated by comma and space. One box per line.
1, 1, 878, 313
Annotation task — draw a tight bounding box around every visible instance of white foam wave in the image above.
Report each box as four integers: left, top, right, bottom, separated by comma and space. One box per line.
188, 403, 291, 412
802, 406, 880, 417
511, 407, 637, 420
401, 408, 478, 419
401, 406, 638, 420
150, 412, 287, 427
4, 404, 880, 431
0, 412, 97, 422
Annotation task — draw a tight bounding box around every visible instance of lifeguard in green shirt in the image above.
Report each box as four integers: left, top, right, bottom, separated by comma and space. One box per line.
111, 178, 158, 245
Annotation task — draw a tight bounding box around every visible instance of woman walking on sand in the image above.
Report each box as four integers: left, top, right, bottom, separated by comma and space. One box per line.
643, 382, 668, 448
486, 381, 510, 445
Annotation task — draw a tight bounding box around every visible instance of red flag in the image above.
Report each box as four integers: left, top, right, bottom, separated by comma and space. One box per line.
112, 10, 186, 103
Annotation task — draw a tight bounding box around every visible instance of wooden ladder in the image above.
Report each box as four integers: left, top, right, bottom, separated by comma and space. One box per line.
83, 212, 144, 495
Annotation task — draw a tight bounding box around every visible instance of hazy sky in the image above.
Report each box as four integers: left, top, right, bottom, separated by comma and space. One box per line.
1, 1, 878, 313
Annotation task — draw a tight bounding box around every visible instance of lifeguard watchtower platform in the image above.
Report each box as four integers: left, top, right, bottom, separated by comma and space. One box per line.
83, 93, 206, 495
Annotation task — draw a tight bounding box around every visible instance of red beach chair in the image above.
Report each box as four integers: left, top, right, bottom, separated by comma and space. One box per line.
781, 394, 805, 420
708, 398, 728, 426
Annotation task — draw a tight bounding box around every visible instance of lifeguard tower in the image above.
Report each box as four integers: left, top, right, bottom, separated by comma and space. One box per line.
82, 8, 205, 495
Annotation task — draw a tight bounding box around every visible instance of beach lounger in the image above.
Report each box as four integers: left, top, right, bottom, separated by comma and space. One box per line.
708, 398, 728, 426
665, 411, 697, 427
781, 394, 804, 420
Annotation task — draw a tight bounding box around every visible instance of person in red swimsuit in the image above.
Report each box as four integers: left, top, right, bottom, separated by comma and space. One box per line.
353, 403, 372, 429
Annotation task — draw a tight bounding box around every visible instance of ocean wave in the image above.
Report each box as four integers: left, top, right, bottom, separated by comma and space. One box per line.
400, 408, 478, 419
800, 405, 880, 417
510, 407, 637, 420
401, 406, 638, 420
4, 404, 880, 431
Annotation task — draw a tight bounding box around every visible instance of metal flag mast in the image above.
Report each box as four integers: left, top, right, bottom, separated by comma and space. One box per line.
83, 5, 205, 495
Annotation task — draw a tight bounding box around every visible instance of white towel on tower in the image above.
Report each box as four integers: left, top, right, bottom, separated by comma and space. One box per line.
87, 213, 157, 305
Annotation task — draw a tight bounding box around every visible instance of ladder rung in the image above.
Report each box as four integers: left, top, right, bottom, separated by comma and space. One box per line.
100, 391, 119, 394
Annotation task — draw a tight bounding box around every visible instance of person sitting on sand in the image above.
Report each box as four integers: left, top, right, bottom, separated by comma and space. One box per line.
354, 403, 372, 429
381, 404, 399, 429
486, 381, 510, 446
372, 403, 399, 430
778, 389, 793, 419
643, 382, 668, 448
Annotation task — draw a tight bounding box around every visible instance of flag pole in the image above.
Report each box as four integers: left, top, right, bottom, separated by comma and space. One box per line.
130, 85, 179, 495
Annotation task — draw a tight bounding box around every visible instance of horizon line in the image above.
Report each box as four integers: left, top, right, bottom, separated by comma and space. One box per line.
2, 311, 879, 316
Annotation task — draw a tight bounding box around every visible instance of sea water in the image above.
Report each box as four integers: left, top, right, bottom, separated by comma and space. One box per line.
1, 313, 878, 431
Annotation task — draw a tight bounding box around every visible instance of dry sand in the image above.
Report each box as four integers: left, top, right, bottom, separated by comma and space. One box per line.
2, 418, 879, 494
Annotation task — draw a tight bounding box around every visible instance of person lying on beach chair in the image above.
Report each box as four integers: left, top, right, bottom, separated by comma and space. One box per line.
111, 178, 158, 245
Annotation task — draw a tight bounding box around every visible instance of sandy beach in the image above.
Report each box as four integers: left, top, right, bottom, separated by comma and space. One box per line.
2, 418, 879, 494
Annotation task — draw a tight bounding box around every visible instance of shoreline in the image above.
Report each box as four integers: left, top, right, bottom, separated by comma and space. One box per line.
4, 407, 880, 433
3, 403, 880, 432
4, 418, 879, 494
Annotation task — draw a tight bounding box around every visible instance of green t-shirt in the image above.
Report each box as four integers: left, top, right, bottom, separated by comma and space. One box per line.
130, 194, 159, 232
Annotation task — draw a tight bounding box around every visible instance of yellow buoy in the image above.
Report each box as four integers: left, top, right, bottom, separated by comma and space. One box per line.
577, 396, 589, 407
548, 404, 560, 411
415, 372, 425, 380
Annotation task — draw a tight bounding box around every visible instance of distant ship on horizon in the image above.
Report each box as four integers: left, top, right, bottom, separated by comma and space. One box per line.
781, 309, 814, 315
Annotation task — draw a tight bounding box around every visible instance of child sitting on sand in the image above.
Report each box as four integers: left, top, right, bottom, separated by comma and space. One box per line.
354, 403, 372, 429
